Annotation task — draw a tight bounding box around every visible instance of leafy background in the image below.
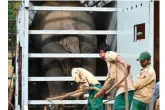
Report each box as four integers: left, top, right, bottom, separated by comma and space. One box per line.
8, 1, 20, 48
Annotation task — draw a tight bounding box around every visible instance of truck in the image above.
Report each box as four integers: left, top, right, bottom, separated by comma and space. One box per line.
12, 0, 159, 110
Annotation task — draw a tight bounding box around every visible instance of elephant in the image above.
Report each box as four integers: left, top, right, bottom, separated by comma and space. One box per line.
29, 1, 97, 109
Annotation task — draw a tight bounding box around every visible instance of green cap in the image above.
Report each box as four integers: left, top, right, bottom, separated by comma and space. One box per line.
137, 51, 151, 61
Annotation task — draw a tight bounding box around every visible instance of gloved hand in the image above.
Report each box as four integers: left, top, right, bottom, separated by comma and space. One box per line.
94, 88, 106, 99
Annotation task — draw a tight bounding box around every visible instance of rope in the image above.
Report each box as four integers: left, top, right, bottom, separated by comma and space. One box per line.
47, 66, 130, 110
46, 87, 100, 100
124, 70, 129, 110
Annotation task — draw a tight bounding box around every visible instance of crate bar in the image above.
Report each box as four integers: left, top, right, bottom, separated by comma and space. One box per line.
28, 76, 106, 81
29, 100, 114, 105
29, 6, 118, 12
148, 1, 154, 65
8, 0, 22, 1
29, 53, 138, 58
22, 2, 29, 110
21, 2, 25, 109
29, 30, 122, 35
29, 53, 99, 58
15, 5, 21, 110
25, 0, 29, 8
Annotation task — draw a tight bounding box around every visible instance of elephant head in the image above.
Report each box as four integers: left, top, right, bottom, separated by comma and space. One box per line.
59, 36, 80, 53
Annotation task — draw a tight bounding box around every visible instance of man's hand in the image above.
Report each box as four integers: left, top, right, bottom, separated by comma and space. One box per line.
94, 88, 106, 99
124, 64, 131, 74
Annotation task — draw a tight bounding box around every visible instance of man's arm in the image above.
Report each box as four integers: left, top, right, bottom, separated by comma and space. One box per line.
134, 72, 154, 90
104, 51, 130, 87
106, 51, 130, 72
116, 55, 131, 73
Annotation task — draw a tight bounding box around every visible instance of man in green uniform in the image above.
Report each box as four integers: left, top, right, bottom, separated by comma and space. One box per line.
132, 51, 156, 110
94, 48, 135, 110
71, 62, 104, 110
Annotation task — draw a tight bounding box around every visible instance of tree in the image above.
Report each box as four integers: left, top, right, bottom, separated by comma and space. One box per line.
8, 2, 20, 51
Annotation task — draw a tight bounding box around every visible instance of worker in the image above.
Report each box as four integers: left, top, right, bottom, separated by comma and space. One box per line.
71, 61, 104, 110
132, 51, 156, 110
94, 48, 135, 110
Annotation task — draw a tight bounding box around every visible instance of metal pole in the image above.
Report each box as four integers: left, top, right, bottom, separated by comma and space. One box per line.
148, 1, 154, 65
25, 0, 29, 8
21, 3, 24, 109
22, 0, 29, 109
15, 5, 20, 110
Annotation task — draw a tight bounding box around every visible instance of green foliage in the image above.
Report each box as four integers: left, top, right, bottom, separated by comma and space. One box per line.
8, 2, 20, 47
8, 2, 20, 32
8, 2, 20, 19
